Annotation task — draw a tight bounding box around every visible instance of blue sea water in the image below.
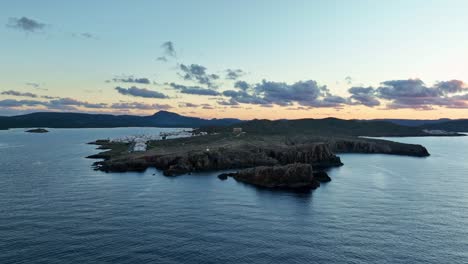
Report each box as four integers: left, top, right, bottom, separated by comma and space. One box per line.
0, 128, 467, 264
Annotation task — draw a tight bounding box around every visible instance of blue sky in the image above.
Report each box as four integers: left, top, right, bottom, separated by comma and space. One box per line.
1, 0, 468, 119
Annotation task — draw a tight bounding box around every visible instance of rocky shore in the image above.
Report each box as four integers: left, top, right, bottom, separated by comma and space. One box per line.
228, 163, 332, 190
87, 133, 430, 190
25, 128, 49, 133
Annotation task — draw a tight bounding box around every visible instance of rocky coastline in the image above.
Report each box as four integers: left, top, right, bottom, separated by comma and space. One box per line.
87, 133, 429, 190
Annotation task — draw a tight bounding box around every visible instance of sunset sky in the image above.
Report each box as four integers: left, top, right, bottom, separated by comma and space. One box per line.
1, 0, 468, 120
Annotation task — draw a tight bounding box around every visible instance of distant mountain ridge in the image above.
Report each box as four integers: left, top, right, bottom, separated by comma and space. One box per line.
372, 118, 468, 132
371, 118, 452, 127
201, 117, 432, 137
1, 111, 467, 133
0, 111, 242, 129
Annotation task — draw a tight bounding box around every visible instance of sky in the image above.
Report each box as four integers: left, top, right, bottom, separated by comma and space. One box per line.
1, 0, 468, 120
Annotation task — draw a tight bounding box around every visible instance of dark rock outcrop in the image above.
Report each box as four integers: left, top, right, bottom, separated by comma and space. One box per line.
217, 172, 236, 180
25, 128, 49, 133
98, 143, 343, 176
233, 163, 320, 190
327, 138, 429, 157
313, 171, 331, 182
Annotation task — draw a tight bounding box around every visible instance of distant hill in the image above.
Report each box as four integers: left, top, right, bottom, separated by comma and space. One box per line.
0, 111, 242, 129
421, 119, 468, 132
201, 118, 431, 137
372, 118, 451, 127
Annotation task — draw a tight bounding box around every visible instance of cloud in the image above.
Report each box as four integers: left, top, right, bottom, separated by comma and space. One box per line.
161, 41, 176, 57
0, 96, 174, 113
201, 104, 214, 110
376, 79, 468, 109
218, 98, 240, 106
48, 98, 107, 109
178, 102, 199, 108
112, 77, 151, 84
72, 32, 96, 39
115, 86, 168, 98
0, 98, 106, 110
170, 83, 220, 96
347, 79, 468, 109
225, 69, 245, 80
348, 87, 381, 107
1, 90, 38, 98
110, 102, 172, 110
157, 56, 168, 62
179, 64, 219, 88
234, 80, 250, 91
221, 79, 349, 108
6, 17, 46, 32
0, 99, 45, 107
345, 76, 353, 85
25, 82, 41, 89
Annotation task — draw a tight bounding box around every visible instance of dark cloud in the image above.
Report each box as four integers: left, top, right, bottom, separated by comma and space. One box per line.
222, 89, 267, 105
376, 79, 467, 109
348, 87, 381, 107
234, 80, 250, 91
48, 98, 107, 109
115, 86, 168, 98
221, 80, 349, 108
0, 98, 106, 110
110, 102, 172, 110
217, 98, 239, 106
201, 104, 214, 110
286, 106, 310, 111
156, 56, 168, 62
0, 99, 44, 107
179, 64, 219, 88
434, 80, 465, 94
1, 90, 38, 98
257, 80, 346, 107
41, 95, 58, 99
72, 32, 96, 39
0, 96, 174, 113
225, 69, 245, 80
25, 82, 41, 89
178, 102, 199, 108
170, 83, 220, 96
347, 79, 468, 109
7, 17, 45, 32
345, 76, 353, 85
161, 41, 176, 57
112, 77, 151, 84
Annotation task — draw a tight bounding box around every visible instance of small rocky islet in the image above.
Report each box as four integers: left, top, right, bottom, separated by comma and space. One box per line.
25, 128, 49, 133
87, 128, 430, 191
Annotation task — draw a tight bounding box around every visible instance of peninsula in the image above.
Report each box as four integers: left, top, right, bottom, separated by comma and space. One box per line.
88, 118, 432, 190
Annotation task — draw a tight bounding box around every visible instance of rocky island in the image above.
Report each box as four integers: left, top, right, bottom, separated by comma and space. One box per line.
88, 118, 431, 190
25, 128, 49, 133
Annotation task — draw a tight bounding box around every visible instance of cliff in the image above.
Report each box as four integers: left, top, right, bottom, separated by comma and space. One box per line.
232, 163, 320, 190
88, 133, 429, 175
93, 141, 343, 176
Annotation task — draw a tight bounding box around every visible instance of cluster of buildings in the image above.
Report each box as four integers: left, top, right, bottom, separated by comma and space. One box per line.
422, 129, 459, 135
109, 130, 195, 152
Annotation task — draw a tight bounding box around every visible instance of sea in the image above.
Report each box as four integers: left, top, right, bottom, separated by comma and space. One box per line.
0, 128, 467, 264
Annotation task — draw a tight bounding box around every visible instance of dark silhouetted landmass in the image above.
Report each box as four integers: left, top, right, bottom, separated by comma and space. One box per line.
372, 118, 452, 127
421, 119, 468, 132
0, 111, 242, 129
200, 118, 454, 137
1, 111, 466, 135
25, 128, 49, 133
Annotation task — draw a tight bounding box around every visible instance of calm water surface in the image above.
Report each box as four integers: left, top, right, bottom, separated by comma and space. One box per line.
0, 128, 467, 263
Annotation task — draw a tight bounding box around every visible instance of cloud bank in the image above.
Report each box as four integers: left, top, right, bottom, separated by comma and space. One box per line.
115, 86, 168, 99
